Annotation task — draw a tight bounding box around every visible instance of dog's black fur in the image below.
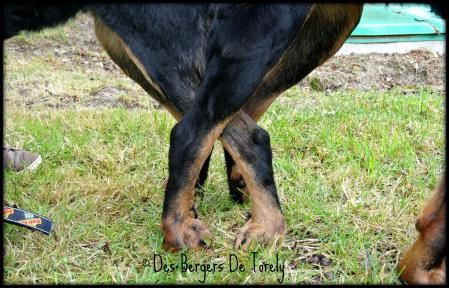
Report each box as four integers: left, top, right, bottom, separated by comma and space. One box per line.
3, 4, 85, 39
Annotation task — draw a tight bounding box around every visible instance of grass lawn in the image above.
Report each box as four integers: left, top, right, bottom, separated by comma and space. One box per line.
3, 17, 445, 284
4, 86, 444, 284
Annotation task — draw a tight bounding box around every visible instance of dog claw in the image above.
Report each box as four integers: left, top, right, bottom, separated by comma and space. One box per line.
162, 217, 212, 251
233, 217, 285, 250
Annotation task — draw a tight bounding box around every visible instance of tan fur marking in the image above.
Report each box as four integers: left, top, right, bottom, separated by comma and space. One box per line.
230, 164, 243, 182
174, 119, 232, 216
244, 92, 280, 121
415, 176, 446, 233
161, 118, 233, 251
222, 141, 283, 222
317, 4, 363, 61
93, 15, 182, 120
220, 112, 285, 239
243, 4, 363, 121
94, 16, 164, 96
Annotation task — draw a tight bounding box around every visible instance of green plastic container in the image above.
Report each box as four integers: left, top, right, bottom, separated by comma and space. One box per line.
347, 4, 446, 43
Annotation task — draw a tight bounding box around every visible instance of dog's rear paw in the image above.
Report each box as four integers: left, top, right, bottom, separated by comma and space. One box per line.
161, 217, 211, 252
233, 217, 285, 250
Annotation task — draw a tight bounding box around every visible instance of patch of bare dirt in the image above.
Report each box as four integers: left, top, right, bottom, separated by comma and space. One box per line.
87, 86, 142, 109
300, 49, 445, 92
87, 87, 124, 108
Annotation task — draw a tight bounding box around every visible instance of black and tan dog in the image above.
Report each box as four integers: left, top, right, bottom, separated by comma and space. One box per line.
3, 3, 445, 284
